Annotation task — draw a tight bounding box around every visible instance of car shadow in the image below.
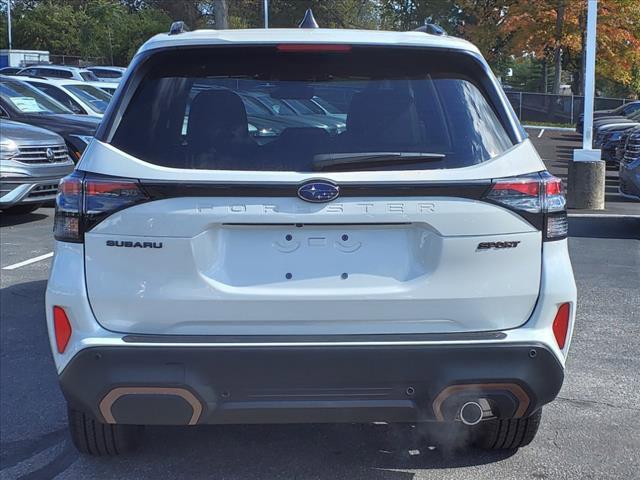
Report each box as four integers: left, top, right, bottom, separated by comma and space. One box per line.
0, 212, 48, 227
66, 423, 516, 479
569, 217, 640, 239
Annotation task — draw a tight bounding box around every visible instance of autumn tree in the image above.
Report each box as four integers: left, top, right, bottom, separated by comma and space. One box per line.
503, 0, 640, 96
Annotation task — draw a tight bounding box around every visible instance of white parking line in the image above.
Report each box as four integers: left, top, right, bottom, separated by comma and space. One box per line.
2, 252, 54, 270
538, 129, 545, 138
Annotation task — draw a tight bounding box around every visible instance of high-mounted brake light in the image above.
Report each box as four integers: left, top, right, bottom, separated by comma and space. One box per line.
484, 171, 567, 241
277, 44, 352, 53
53, 171, 149, 243
552, 303, 571, 349
53, 306, 72, 354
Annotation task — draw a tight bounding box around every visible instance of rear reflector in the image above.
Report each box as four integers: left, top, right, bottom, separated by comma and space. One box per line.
552, 303, 571, 349
53, 306, 72, 354
277, 44, 352, 52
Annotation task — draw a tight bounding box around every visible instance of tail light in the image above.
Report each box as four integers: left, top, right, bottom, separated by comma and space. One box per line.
54, 171, 149, 243
484, 171, 567, 241
277, 44, 352, 52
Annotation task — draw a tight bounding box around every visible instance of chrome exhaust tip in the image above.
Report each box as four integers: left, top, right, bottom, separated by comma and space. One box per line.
459, 401, 484, 426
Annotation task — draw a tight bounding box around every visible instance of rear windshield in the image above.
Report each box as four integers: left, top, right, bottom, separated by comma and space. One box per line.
66, 84, 111, 113
80, 71, 99, 82
92, 69, 122, 79
109, 47, 514, 172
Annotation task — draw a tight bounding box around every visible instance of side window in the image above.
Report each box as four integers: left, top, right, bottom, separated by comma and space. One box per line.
0, 105, 9, 117
23, 68, 37, 76
624, 103, 640, 115
34, 83, 85, 114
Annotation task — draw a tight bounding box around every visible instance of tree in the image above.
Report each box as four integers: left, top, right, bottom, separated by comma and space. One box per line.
2, 0, 170, 65
504, 0, 640, 96
211, 0, 228, 29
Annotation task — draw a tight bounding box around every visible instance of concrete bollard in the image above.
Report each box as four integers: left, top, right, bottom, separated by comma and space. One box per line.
567, 159, 606, 210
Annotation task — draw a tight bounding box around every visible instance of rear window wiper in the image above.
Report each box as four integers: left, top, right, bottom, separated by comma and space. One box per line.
312, 152, 446, 170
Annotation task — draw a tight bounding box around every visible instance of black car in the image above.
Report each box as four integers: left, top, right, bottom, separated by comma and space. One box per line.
0, 76, 100, 160
577, 100, 640, 133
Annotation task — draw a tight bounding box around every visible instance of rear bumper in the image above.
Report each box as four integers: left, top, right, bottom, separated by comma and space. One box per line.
59, 342, 564, 426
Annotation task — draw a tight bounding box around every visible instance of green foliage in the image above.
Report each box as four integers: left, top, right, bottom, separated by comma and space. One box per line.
2, 0, 170, 65
226, 0, 378, 30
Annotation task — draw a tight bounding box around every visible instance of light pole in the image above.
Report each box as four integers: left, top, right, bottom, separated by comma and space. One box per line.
264, 0, 269, 28
6, 0, 12, 50
568, 0, 605, 210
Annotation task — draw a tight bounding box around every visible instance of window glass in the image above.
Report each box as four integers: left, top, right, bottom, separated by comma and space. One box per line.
65, 84, 111, 113
0, 79, 73, 114
28, 82, 85, 114
110, 47, 514, 172
80, 71, 99, 82
93, 69, 123, 79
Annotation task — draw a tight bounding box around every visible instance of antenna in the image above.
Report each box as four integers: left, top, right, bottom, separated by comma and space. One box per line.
169, 21, 189, 35
299, 9, 319, 28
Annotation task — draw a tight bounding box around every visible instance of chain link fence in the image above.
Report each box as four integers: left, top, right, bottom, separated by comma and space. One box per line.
48, 55, 106, 67
505, 91, 632, 126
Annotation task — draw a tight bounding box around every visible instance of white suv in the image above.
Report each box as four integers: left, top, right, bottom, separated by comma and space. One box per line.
46, 25, 577, 456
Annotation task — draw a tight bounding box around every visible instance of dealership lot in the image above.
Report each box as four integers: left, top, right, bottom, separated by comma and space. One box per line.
1, 128, 639, 479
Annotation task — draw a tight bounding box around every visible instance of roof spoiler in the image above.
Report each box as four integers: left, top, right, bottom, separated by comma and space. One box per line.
169, 21, 189, 35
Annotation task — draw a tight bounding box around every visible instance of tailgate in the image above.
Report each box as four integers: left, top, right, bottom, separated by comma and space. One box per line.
84, 196, 541, 335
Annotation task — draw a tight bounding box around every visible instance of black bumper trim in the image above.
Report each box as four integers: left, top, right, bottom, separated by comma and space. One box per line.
121, 331, 507, 344
59, 342, 563, 426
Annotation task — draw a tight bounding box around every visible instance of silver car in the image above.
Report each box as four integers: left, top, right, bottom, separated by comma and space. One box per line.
619, 126, 640, 200
1, 120, 74, 214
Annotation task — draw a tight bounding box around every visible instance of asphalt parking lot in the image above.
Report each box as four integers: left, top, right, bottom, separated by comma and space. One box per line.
2, 211, 639, 480
1, 130, 639, 478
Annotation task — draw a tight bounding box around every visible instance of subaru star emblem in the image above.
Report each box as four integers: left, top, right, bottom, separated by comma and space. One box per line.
297, 181, 340, 203
45, 148, 55, 162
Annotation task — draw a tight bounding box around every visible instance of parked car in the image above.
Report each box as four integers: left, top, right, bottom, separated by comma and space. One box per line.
86, 81, 119, 95
619, 126, 640, 200
47, 22, 576, 456
615, 127, 637, 164
240, 90, 346, 134
17, 65, 99, 82
593, 110, 640, 160
20, 77, 112, 117
577, 100, 640, 134
86, 66, 126, 82
593, 108, 640, 132
0, 76, 100, 160
1, 120, 74, 214
0, 66, 21, 75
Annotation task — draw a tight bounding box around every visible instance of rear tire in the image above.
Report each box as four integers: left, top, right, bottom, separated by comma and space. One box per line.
471, 408, 542, 450
2, 203, 42, 215
67, 407, 144, 455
